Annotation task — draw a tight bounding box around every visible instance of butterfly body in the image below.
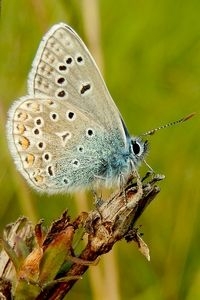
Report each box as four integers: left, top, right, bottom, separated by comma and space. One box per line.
7, 23, 147, 193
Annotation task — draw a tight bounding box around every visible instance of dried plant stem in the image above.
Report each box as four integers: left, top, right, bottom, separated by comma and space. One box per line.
0, 174, 163, 300
36, 174, 162, 299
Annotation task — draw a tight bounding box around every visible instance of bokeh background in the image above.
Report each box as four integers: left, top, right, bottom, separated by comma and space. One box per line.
0, 1, 199, 299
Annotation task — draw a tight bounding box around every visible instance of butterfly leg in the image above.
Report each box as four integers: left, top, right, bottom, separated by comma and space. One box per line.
143, 159, 155, 174
125, 162, 143, 209
119, 173, 128, 205
92, 188, 104, 218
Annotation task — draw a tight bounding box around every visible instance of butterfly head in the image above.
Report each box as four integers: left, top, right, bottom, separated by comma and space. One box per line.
130, 137, 148, 166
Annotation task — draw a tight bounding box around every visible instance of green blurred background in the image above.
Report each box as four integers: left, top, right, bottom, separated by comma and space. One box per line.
0, 0, 199, 299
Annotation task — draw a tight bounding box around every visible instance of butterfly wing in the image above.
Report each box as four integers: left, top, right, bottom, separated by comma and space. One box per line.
28, 23, 127, 137
7, 97, 128, 192
7, 23, 136, 193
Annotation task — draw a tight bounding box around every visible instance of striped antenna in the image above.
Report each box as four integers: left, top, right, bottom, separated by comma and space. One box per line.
142, 112, 196, 136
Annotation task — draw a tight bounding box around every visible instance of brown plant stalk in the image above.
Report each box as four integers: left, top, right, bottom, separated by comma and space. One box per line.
0, 173, 163, 300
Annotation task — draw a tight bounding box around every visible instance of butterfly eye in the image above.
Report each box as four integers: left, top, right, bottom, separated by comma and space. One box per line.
131, 140, 143, 156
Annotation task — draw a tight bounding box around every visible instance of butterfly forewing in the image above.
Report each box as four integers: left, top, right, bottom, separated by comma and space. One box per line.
28, 23, 126, 133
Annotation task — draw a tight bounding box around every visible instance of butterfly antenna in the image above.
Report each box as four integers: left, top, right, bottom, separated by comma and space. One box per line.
141, 112, 196, 137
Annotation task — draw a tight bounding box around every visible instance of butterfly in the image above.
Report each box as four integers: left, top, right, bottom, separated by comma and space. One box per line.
6, 23, 147, 193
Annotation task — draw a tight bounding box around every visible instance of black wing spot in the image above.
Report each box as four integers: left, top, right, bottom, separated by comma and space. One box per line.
66, 111, 76, 121
57, 77, 65, 84
33, 128, 40, 135
77, 56, 83, 63
63, 178, 69, 185
66, 57, 73, 64
47, 166, 54, 176
37, 141, 45, 150
50, 112, 59, 121
57, 90, 66, 97
43, 153, 51, 161
35, 118, 42, 126
80, 83, 91, 95
36, 119, 41, 125
78, 146, 84, 152
72, 159, 80, 167
59, 65, 67, 71
86, 128, 94, 137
